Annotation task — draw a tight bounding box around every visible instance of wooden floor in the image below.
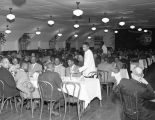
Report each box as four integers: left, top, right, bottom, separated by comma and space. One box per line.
0, 91, 122, 120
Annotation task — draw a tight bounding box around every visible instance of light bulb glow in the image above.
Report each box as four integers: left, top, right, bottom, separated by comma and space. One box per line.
6, 13, 15, 20
91, 26, 96, 31
73, 9, 83, 16
48, 20, 55, 25
130, 25, 135, 29
36, 31, 41, 35
138, 28, 142, 31
74, 24, 79, 28
144, 29, 148, 33
102, 17, 109, 23
119, 21, 125, 26
58, 33, 62, 37
104, 29, 108, 32
74, 34, 78, 37
5, 29, 11, 34
88, 36, 91, 39
114, 30, 118, 33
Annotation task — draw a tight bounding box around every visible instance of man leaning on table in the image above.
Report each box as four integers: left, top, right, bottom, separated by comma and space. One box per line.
79, 42, 96, 77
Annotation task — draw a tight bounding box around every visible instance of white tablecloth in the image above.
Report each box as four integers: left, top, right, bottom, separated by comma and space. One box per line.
29, 72, 39, 88
61, 76, 102, 109
29, 72, 40, 98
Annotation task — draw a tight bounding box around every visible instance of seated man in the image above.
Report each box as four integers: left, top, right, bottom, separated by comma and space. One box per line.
15, 62, 34, 98
0, 57, 19, 98
116, 66, 155, 120
66, 57, 81, 77
38, 62, 63, 102
97, 55, 117, 83
54, 56, 65, 77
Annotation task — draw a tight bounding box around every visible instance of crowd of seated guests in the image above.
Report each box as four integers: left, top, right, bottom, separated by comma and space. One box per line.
0, 47, 155, 115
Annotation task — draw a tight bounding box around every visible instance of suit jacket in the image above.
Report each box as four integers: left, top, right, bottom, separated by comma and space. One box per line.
117, 78, 155, 120
28, 63, 42, 76
79, 49, 96, 76
0, 67, 19, 97
65, 65, 81, 77
54, 64, 65, 77
38, 70, 62, 101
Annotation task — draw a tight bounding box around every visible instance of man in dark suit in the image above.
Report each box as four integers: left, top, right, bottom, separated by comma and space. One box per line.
38, 62, 63, 101
38, 63, 63, 115
0, 58, 19, 98
117, 66, 155, 120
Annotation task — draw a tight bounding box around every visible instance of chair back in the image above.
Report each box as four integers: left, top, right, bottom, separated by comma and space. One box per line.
38, 81, 53, 101
119, 89, 139, 120
61, 82, 81, 103
97, 70, 109, 83
0, 80, 4, 98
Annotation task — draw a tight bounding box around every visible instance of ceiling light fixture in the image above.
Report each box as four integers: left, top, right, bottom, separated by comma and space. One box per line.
73, 2, 83, 16
5, 25, 12, 34
138, 28, 142, 31
47, 16, 55, 26
130, 25, 135, 29
102, 17, 109, 23
144, 29, 148, 33
74, 34, 78, 37
88, 36, 92, 39
35, 28, 41, 35
104, 29, 108, 32
102, 13, 109, 23
74, 21, 80, 28
57, 29, 62, 37
119, 21, 125, 26
114, 30, 118, 33
91, 24, 96, 31
6, 8, 15, 21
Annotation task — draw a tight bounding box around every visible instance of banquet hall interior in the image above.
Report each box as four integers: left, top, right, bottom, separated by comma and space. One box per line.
0, 0, 155, 120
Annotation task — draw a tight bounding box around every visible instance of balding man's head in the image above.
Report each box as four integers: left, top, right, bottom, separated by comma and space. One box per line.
1, 58, 10, 69
46, 63, 55, 72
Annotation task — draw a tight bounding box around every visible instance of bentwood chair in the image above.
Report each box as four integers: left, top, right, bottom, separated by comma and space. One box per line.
38, 81, 59, 120
97, 70, 113, 96
0, 80, 18, 114
119, 89, 139, 120
20, 81, 35, 118
0, 80, 4, 113
61, 82, 83, 120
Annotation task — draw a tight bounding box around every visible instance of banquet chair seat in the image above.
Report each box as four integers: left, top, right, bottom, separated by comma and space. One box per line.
61, 82, 84, 120
0, 80, 4, 113
97, 70, 113, 96
38, 81, 60, 120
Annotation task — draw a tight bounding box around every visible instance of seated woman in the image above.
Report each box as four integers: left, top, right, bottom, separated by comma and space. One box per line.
9, 57, 20, 77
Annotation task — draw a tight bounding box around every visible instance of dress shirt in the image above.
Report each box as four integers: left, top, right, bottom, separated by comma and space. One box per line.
102, 45, 107, 54
54, 64, 65, 77
79, 49, 96, 76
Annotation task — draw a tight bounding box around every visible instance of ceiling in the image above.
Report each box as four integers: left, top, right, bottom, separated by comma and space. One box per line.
0, 0, 155, 41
